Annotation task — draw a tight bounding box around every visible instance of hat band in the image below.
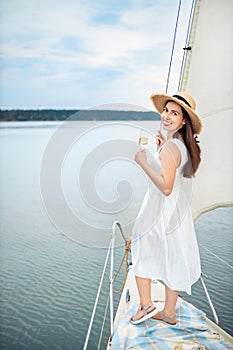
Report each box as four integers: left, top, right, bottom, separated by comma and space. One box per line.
172, 94, 191, 108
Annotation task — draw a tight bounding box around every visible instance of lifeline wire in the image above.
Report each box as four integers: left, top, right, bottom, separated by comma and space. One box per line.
97, 294, 110, 350
83, 240, 111, 350
200, 244, 233, 270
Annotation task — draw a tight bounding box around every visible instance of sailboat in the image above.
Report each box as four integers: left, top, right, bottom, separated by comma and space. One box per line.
84, 0, 233, 348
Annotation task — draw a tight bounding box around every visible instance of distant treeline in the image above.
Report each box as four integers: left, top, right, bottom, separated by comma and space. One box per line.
0, 109, 160, 122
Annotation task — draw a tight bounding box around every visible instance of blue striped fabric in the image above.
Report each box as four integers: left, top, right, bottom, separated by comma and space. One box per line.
111, 300, 233, 349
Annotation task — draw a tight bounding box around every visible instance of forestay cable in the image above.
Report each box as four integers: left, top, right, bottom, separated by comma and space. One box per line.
165, 0, 182, 93
178, 0, 195, 90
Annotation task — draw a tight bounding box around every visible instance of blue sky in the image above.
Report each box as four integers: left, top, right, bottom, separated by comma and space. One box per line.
0, 0, 193, 110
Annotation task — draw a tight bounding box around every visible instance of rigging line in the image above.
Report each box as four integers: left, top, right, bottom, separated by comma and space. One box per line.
178, 0, 195, 90
200, 244, 233, 271
83, 240, 112, 350
97, 294, 110, 350
165, 0, 182, 94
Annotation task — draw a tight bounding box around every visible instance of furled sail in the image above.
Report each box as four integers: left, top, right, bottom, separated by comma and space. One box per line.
180, 0, 233, 218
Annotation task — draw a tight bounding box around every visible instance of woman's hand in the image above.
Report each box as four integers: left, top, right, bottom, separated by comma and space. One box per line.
156, 130, 166, 148
135, 149, 147, 167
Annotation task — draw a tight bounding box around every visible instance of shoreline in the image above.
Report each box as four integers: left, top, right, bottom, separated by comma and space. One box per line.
0, 109, 160, 122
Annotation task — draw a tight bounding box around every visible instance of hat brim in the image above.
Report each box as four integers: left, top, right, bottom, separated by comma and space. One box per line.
150, 93, 202, 135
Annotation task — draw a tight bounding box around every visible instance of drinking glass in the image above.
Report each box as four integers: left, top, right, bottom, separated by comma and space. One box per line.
139, 129, 148, 149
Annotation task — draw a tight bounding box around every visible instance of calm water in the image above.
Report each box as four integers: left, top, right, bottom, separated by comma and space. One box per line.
0, 121, 232, 350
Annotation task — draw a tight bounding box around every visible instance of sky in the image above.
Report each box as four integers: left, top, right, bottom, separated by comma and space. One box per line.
0, 0, 193, 110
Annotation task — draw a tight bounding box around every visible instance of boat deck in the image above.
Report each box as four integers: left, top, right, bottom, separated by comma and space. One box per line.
108, 267, 233, 350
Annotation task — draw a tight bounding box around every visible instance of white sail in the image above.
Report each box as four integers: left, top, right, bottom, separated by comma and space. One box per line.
180, 0, 233, 218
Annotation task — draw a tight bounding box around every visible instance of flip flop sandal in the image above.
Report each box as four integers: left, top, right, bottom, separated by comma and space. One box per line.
131, 301, 157, 325
152, 310, 177, 325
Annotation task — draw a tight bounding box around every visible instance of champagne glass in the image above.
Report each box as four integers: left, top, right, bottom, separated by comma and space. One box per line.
139, 129, 148, 149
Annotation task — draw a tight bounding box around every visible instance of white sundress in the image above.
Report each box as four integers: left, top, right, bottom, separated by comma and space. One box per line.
131, 138, 201, 295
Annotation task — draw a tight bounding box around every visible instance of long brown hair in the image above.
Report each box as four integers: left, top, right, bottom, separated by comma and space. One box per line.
174, 107, 201, 178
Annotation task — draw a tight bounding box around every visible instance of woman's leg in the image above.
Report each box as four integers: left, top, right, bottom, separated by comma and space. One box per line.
132, 276, 156, 321
163, 285, 178, 318
136, 276, 152, 306
152, 284, 178, 323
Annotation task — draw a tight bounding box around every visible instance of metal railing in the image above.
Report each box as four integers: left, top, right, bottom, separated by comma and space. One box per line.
109, 221, 126, 345
200, 273, 219, 324
83, 221, 126, 350
84, 221, 219, 349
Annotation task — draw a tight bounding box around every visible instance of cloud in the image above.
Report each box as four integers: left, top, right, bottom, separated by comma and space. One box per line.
0, 0, 193, 109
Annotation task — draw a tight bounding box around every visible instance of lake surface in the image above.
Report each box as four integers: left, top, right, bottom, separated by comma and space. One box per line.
0, 121, 232, 349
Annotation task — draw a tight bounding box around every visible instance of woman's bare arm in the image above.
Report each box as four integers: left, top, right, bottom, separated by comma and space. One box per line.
135, 142, 180, 196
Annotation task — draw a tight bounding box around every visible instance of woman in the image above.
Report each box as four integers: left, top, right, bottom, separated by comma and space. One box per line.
131, 92, 202, 325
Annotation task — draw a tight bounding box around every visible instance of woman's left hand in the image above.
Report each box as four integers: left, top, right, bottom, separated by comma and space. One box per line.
135, 149, 147, 167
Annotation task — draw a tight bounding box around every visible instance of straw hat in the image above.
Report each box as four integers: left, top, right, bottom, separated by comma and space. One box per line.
150, 92, 202, 134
